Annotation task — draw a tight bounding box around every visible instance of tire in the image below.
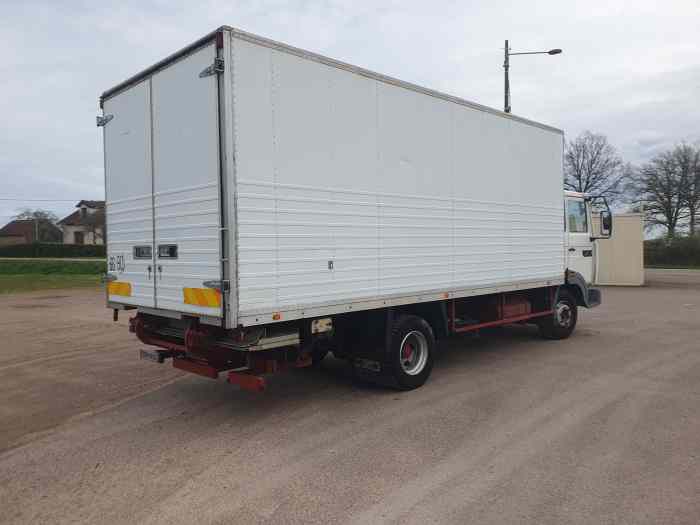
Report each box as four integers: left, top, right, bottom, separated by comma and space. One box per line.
386, 315, 436, 390
539, 289, 578, 340
310, 339, 331, 366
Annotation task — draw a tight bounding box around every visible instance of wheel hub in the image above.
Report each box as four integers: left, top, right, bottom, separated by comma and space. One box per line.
399, 331, 428, 376
402, 343, 414, 363
556, 302, 572, 327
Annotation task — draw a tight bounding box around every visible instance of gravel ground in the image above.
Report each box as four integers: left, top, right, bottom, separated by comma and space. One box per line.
0, 269, 698, 524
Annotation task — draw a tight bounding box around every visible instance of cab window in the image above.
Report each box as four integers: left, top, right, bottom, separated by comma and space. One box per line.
567, 199, 588, 233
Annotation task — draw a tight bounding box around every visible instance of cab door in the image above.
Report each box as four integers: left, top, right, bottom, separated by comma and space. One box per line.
566, 196, 594, 283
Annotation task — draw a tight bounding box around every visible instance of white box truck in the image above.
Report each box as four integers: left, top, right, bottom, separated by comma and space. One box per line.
100, 26, 612, 391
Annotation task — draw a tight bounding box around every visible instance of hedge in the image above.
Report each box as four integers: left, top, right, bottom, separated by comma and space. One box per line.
0, 243, 105, 258
645, 237, 700, 268
0, 259, 106, 275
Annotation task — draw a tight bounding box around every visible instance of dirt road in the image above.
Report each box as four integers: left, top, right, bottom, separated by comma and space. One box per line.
1, 270, 699, 524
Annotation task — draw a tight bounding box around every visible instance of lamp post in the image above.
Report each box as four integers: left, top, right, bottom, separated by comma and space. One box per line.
504, 40, 561, 113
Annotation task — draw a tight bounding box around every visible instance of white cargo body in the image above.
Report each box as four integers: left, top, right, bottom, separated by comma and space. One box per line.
101, 26, 565, 331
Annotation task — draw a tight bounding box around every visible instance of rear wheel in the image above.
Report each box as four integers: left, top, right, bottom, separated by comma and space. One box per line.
386, 315, 435, 390
310, 338, 331, 366
539, 289, 577, 340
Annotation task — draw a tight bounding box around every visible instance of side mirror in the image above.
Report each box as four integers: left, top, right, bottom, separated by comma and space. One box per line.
600, 210, 613, 238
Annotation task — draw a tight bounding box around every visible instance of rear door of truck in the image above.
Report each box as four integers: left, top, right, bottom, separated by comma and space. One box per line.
103, 40, 225, 321
104, 80, 155, 307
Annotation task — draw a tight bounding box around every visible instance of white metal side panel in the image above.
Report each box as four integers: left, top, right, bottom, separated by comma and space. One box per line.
450, 108, 510, 287
230, 39, 276, 311
103, 80, 155, 307
375, 83, 453, 295
451, 110, 564, 286
506, 122, 565, 282
234, 40, 382, 312
151, 44, 223, 316
231, 36, 564, 321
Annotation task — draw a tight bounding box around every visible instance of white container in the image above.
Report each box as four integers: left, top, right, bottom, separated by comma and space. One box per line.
101, 26, 565, 329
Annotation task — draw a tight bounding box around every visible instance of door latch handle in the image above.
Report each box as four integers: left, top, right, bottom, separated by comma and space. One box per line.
147, 265, 152, 279
157, 265, 163, 280
568, 248, 576, 252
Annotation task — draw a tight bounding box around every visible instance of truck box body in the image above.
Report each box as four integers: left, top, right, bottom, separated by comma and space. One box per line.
102, 27, 565, 330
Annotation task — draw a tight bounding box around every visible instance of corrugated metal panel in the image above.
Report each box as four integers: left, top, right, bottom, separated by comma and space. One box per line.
231, 38, 564, 317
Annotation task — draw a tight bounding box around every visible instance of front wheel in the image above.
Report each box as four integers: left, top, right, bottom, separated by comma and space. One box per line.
539, 289, 578, 340
387, 315, 436, 390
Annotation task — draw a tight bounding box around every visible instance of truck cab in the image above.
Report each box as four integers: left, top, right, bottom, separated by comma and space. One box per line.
564, 190, 613, 284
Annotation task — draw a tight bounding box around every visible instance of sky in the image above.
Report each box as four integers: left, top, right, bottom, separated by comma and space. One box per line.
1, 0, 698, 225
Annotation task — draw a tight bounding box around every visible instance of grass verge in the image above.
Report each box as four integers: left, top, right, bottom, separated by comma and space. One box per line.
0, 274, 102, 294
0, 259, 106, 275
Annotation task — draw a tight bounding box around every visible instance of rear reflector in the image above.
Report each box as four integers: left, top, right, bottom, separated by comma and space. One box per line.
108, 281, 132, 297
228, 371, 266, 392
183, 287, 221, 308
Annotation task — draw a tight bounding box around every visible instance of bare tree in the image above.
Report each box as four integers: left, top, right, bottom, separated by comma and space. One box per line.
675, 143, 700, 236
632, 151, 688, 238
13, 208, 62, 243
82, 208, 106, 244
564, 131, 625, 205
14, 208, 58, 222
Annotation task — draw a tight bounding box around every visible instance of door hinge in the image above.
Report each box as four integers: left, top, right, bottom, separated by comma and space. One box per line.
199, 58, 224, 78
203, 279, 229, 292
96, 114, 114, 127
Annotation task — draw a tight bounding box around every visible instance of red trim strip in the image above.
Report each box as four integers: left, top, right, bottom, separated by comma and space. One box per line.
451, 310, 553, 333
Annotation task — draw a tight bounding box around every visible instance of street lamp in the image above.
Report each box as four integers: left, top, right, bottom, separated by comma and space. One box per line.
503, 40, 562, 113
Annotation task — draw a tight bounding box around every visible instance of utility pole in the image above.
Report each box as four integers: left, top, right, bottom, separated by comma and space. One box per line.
504, 40, 511, 113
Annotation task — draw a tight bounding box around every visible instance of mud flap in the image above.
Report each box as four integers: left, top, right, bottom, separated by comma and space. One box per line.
587, 288, 602, 307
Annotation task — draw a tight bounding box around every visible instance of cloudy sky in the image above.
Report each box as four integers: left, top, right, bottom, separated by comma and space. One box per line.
1, 0, 698, 224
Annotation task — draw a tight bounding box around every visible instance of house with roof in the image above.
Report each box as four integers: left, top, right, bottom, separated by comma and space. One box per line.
0, 219, 63, 246
58, 200, 106, 245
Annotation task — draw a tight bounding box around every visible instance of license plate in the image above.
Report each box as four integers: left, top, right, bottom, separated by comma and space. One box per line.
140, 349, 161, 363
